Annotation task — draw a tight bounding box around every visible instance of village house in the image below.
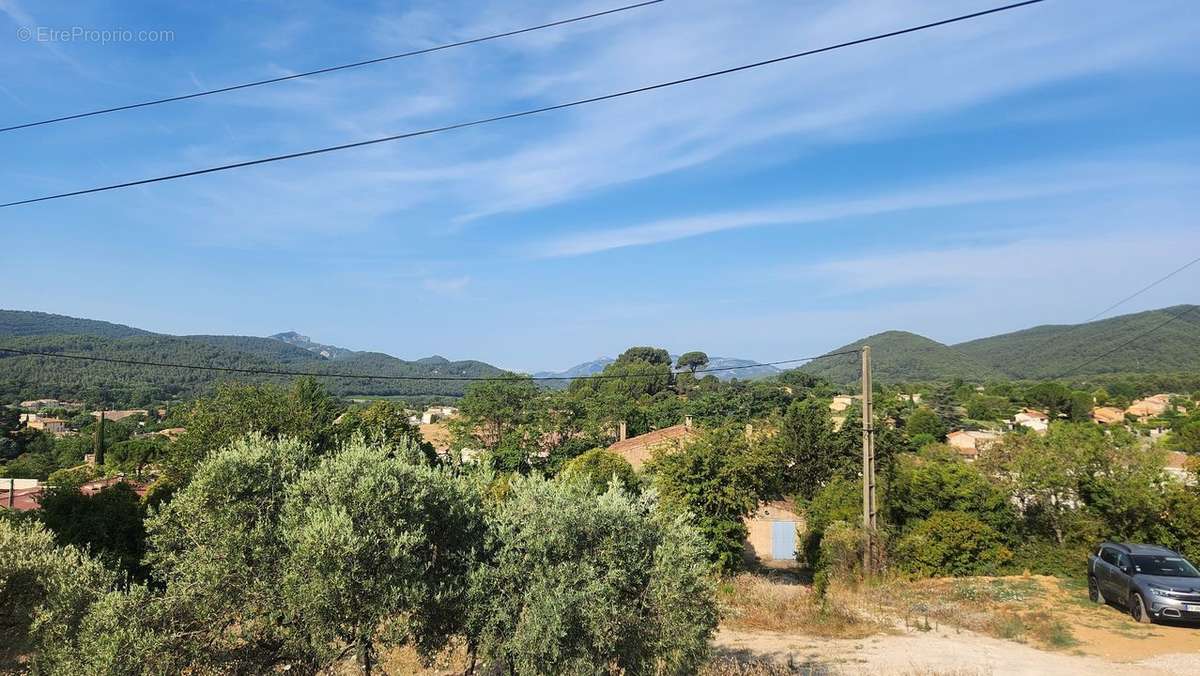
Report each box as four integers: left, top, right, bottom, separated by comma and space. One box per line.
829, 395, 858, 413
743, 499, 805, 565
92, 409, 151, 422
1012, 408, 1049, 433
1165, 451, 1194, 485
945, 429, 1001, 462
606, 418, 699, 471
1, 476, 148, 511
19, 398, 83, 410
1091, 406, 1126, 425
19, 413, 70, 436
1126, 394, 1172, 421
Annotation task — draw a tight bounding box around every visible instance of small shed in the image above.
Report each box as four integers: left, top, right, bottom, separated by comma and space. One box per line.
743, 499, 805, 565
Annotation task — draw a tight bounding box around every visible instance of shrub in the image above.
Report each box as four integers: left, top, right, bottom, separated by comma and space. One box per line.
561, 447, 638, 492
894, 511, 1012, 577
280, 441, 484, 669
0, 520, 117, 673
468, 475, 717, 675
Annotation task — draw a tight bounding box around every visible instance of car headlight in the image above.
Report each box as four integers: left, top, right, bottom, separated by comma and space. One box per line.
1148, 585, 1177, 598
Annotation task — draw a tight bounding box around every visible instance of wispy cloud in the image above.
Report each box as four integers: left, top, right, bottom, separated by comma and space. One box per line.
422, 275, 471, 294
70, 0, 1196, 245
527, 157, 1200, 258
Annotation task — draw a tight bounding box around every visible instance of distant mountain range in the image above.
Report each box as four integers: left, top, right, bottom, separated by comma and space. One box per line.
2, 305, 1197, 405
798, 305, 1200, 384
269, 331, 356, 360
533, 355, 782, 383
0, 310, 507, 405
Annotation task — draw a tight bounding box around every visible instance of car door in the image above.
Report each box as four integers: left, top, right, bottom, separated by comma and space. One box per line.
1113, 552, 1134, 600
1097, 547, 1120, 598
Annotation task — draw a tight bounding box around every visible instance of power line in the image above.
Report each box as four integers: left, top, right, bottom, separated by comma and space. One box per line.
1081, 254, 1200, 325
0, 1, 665, 134
0, 0, 1047, 209
0, 346, 862, 382
1054, 305, 1198, 379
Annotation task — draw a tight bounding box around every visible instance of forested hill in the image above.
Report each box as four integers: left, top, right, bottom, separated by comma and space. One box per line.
798, 331, 1005, 384
0, 311, 509, 406
798, 305, 1200, 384
954, 304, 1200, 379
0, 310, 153, 339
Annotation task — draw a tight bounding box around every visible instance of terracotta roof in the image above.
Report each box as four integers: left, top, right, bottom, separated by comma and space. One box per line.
1091, 407, 1125, 424
0, 478, 148, 512
606, 424, 697, 471
1165, 451, 1191, 471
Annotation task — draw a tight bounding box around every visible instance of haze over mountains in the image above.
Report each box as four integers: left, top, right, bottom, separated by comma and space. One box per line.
0, 305, 1197, 405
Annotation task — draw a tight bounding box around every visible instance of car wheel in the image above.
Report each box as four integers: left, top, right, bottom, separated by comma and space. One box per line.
1088, 576, 1104, 604
1131, 593, 1153, 624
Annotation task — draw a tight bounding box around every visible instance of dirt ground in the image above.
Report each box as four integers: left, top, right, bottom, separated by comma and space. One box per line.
379, 574, 1200, 675
715, 574, 1200, 675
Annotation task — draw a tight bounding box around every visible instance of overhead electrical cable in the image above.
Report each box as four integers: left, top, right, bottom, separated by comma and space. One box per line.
0, 0, 665, 133
1053, 305, 1198, 379
0, 0, 1047, 209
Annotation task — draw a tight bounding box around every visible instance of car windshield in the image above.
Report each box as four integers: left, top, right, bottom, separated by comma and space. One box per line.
1131, 555, 1200, 578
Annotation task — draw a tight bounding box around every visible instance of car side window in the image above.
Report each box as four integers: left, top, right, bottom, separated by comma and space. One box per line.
1117, 553, 1131, 572
1100, 548, 1118, 566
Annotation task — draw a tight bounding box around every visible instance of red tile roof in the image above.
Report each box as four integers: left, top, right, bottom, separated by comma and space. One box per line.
606, 424, 697, 471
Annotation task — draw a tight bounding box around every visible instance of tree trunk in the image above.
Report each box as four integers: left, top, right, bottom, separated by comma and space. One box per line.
357, 638, 372, 676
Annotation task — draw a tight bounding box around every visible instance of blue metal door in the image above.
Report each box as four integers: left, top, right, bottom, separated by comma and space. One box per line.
771, 521, 796, 561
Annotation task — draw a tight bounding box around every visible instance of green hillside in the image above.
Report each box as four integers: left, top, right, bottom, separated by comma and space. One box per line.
797, 331, 1003, 384
0, 310, 152, 339
954, 304, 1200, 379
0, 314, 509, 406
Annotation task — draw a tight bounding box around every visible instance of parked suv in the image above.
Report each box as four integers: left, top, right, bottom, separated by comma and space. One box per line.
1088, 543, 1200, 623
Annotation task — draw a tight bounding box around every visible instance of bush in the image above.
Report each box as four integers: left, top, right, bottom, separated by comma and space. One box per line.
0, 520, 117, 673
280, 440, 484, 667
468, 475, 717, 675
560, 447, 638, 492
38, 482, 147, 579
894, 511, 1012, 577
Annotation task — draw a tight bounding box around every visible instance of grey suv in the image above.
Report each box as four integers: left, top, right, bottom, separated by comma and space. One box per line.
1088, 543, 1200, 623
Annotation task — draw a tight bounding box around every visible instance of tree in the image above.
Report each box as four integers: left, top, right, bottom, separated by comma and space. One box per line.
0, 519, 117, 673
675, 351, 710, 374
615, 346, 672, 367
1067, 391, 1094, 422
105, 436, 168, 478
648, 425, 775, 572
1026, 382, 1072, 419
168, 378, 341, 483
467, 475, 717, 675
886, 447, 1015, 537
38, 481, 147, 579
894, 511, 1012, 576
904, 407, 946, 441
451, 376, 544, 471
144, 435, 320, 671
773, 398, 845, 500
560, 448, 637, 492
281, 439, 484, 673
335, 400, 434, 463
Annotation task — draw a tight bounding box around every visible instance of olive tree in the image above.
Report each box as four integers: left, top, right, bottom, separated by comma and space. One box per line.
467, 475, 717, 675
0, 519, 117, 673
280, 441, 484, 674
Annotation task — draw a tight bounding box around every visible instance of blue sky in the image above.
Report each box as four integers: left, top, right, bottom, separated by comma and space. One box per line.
1, 0, 1197, 372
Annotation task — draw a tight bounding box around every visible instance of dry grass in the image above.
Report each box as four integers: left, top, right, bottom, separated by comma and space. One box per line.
861, 575, 1078, 650
718, 573, 882, 639
702, 654, 990, 676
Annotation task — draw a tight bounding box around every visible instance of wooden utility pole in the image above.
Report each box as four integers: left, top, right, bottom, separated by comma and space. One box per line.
94, 407, 106, 467
861, 346, 876, 573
